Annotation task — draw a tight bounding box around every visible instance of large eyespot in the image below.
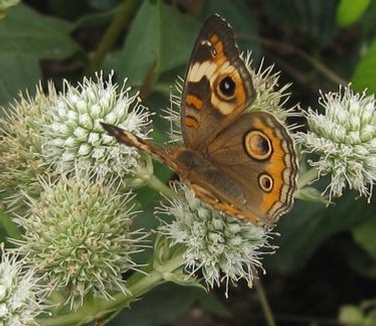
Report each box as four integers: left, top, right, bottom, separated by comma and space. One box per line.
258, 173, 273, 192
244, 130, 272, 160
218, 76, 236, 99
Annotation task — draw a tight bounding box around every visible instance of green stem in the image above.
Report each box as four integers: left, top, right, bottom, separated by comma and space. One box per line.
37, 250, 186, 326
254, 279, 276, 326
118, 251, 186, 302
147, 174, 175, 199
0, 210, 21, 241
84, 0, 141, 76
298, 167, 319, 188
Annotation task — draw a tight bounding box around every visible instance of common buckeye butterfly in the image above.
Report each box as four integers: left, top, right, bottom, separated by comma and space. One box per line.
102, 14, 298, 225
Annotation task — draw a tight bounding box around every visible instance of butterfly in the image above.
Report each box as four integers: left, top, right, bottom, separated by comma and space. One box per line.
101, 14, 298, 225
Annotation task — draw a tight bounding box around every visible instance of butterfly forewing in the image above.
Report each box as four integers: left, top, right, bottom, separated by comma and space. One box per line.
181, 14, 255, 152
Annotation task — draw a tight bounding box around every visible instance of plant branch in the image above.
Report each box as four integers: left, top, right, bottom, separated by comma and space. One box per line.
254, 278, 277, 326
146, 174, 174, 199
37, 251, 186, 326
239, 34, 348, 86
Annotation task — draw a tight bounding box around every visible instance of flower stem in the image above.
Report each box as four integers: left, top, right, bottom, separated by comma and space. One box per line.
37, 249, 186, 326
119, 250, 186, 301
298, 166, 319, 188
146, 174, 174, 198
254, 279, 276, 326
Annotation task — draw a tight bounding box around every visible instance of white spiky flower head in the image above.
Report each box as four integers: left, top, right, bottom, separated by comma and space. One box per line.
42, 71, 153, 183
0, 84, 54, 211
297, 85, 376, 201
0, 248, 44, 325
157, 183, 275, 296
0, 72, 154, 214
242, 52, 296, 122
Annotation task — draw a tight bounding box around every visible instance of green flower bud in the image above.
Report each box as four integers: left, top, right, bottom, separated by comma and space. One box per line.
15, 173, 146, 309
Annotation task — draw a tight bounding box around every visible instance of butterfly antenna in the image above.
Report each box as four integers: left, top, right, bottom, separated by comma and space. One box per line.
168, 85, 174, 141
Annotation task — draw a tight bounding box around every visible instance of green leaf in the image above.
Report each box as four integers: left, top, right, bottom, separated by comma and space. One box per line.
0, 3, 80, 60
352, 40, 376, 93
0, 3, 82, 106
88, 0, 118, 11
352, 216, 376, 257
48, 0, 91, 20
202, 0, 261, 60
0, 53, 40, 107
345, 242, 376, 278
158, 6, 201, 74
114, 1, 200, 87
113, 1, 260, 89
269, 191, 375, 272
336, 0, 371, 27
111, 283, 229, 326
113, 0, 159, 86
261, 0, 339, 47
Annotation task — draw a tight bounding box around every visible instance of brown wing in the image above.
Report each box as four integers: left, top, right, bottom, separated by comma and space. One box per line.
181, 14, 255, 152
204, 112, 298, 224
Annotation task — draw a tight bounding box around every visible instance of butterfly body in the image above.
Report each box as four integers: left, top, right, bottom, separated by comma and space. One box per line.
102, 14, 298, 225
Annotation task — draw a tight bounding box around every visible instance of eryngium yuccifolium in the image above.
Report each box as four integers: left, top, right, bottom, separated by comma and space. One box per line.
296, 86, 376, 200
14, 174, 146, 309
157, 184, 275, 296
42, 71, 153, 181
0, 251, 44, 325
243, 52, 295, 122
0, 85, 55, 211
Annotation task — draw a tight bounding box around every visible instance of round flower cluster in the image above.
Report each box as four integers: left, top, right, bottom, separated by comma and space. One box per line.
158, 184, 275, 295
297, 86, 376, 200
15, 174, 146, 309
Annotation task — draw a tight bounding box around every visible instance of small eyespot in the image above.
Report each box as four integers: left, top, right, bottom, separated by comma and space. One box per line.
259, 174, 273, 192
245, 131, 272, 160
218, 76, 236, 98
211, 47, 217, 57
